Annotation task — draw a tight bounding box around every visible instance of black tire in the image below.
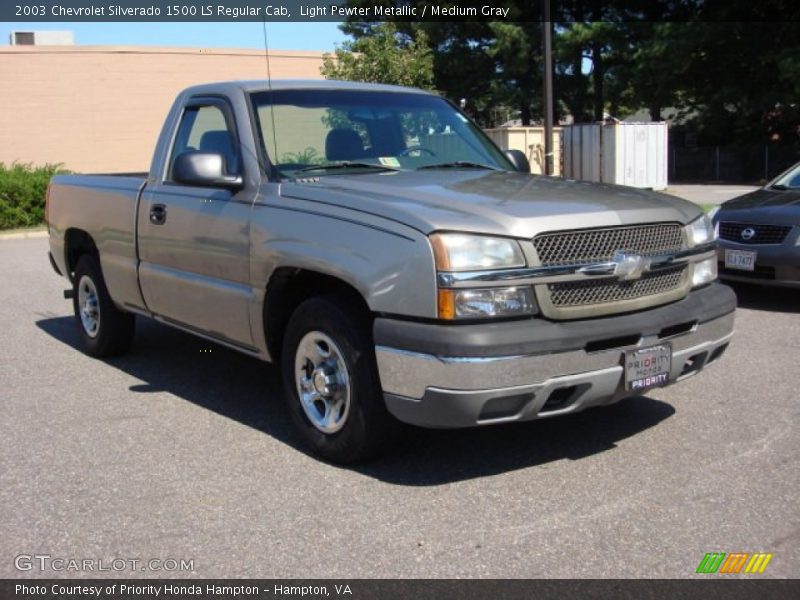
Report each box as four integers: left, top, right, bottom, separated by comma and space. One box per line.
281, 294, 402, 463
72, 255, 135, 358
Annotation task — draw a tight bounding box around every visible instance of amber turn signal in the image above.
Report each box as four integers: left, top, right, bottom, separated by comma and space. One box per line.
437, 289, 456, 320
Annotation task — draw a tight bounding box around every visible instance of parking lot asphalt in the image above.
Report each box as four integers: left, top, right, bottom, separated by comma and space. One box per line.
665, 184, 760, 206
1, 237, 798, 579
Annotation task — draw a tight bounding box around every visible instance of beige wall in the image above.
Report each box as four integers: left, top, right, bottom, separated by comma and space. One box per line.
0, 46, 325, 173
483, 127, 563, 176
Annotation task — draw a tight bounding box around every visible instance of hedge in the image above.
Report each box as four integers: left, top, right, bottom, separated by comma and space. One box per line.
0, 163, 69, 230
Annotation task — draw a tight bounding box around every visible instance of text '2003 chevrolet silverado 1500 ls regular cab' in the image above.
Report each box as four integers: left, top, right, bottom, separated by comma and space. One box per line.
47, 80, 735, 462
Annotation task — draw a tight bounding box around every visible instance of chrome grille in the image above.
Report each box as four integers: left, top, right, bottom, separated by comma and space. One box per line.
533, 223, 683, 266
533, 223, 689, 318
548, 265, 688, 307
719, 222, 791, 245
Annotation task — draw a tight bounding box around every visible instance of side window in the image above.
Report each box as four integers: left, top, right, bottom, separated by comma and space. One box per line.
169, 104, 240, 179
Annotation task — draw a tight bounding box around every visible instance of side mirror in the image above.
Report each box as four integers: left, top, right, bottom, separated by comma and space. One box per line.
504, 149, 531, 173
172, 152, 243, 190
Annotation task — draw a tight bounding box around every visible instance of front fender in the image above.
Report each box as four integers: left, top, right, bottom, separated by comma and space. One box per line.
248, 205, 438, 356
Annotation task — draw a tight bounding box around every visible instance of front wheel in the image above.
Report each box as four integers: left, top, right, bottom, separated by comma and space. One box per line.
281, 295, 401, 463
72, 255, 135, 357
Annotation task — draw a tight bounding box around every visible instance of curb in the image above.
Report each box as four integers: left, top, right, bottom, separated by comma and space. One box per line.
0, 229, 48, 240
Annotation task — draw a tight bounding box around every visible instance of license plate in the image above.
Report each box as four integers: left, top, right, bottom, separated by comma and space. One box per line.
625, 344, 672, 391
725, 249, 756, 271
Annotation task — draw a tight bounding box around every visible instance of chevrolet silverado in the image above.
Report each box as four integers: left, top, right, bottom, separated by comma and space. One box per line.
47, 80, 735, 462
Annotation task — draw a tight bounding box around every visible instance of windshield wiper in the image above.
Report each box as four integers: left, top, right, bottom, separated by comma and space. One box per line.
770, 184, 788, 190
417, 161, 501, 171
294, 162, 399, 174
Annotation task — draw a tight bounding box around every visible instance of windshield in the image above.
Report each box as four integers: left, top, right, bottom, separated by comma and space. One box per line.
250, 89, 513, 178
769, 161, 800, 189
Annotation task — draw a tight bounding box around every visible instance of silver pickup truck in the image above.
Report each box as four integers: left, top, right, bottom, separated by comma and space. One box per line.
47, 80, 735, 462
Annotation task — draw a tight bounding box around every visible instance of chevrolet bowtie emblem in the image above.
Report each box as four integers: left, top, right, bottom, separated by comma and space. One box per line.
612, 250, 647, 281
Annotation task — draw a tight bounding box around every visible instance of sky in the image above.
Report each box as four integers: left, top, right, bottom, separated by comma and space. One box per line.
0, 22, 348, 51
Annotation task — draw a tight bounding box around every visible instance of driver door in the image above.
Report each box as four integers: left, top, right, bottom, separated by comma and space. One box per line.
137, 97, 256, 349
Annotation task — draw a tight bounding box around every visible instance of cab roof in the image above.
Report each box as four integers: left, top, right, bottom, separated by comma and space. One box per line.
182, 79, 436, 97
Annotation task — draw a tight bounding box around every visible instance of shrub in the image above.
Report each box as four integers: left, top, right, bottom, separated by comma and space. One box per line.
0, 162, 69, 230
279, 147, 322, 165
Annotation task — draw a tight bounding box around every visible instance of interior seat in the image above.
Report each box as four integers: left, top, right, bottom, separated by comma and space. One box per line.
325, 129, 366, 161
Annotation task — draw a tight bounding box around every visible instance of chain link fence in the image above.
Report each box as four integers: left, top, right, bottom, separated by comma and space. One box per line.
670, 144, 799, 183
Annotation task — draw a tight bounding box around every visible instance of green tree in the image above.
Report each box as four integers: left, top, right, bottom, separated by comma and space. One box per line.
339, 15, 500, 125
675, 19, 800, 145
488, 21, 542, 125
332, 0, 799, 147
602, 22, 687, 122
320, 22, 434, 89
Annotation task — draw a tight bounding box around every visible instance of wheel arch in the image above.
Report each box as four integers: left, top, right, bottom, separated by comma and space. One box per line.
64, 228, 99, 281
263, 267, 372, 364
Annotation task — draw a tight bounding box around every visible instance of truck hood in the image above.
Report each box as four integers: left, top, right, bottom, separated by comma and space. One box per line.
278, 170, 701, 237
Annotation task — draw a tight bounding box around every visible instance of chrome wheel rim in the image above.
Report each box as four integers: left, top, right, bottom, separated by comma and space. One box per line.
77, 275, 100, 338
294, 331, 351, 434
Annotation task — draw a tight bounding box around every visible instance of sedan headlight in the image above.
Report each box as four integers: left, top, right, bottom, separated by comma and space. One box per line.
430, 233, 525, 271
686, 214, 716, 247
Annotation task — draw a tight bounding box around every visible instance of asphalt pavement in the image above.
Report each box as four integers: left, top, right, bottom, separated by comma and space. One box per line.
665, 184, 759, 206
1, 237, 798, 578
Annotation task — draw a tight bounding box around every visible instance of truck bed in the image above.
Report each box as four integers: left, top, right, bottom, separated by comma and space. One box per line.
47, 173, 148, 311
83, 172, 148, 178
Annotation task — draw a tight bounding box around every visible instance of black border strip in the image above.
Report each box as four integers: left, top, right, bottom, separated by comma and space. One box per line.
3, 1, 800, 23
2, 579, 799, 600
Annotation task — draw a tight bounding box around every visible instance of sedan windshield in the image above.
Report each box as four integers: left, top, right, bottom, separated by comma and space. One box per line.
250, 89, 513, 178
770, 161, 800, 189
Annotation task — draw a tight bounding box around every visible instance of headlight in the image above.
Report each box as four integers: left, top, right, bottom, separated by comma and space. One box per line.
685, 214, 716, 247
438, 286, 535, 319
430, 233, 525, 271
692, 257, 718, 287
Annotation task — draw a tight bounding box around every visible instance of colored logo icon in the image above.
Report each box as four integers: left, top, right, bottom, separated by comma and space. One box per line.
696, 552, 773, 574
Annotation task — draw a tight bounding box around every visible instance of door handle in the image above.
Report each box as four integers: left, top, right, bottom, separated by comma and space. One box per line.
149, 204, 167, 225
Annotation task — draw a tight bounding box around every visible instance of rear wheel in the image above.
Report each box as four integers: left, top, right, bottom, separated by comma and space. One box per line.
281, 295, 401, 463
72, 255, 135, 357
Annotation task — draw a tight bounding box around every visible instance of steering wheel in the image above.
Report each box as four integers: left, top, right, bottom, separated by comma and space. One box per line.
399, 146, 436, 157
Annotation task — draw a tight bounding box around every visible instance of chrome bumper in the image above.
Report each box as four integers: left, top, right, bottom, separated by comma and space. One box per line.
376, 312, 734, 428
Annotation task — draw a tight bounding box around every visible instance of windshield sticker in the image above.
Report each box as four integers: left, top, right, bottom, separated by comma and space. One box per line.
379, 157, 401, 167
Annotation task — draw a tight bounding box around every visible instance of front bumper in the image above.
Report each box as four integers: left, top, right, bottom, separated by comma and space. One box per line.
375, 283, 736, 428
717, 239, 800, 288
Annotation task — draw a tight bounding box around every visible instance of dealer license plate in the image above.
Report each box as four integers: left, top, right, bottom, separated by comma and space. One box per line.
725, 249, 756, 271
625, 344, 672, 392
